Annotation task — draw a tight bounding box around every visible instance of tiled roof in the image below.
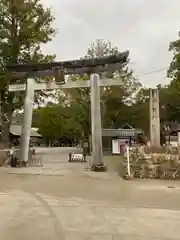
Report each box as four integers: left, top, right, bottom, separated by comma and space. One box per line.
10, 125, 41, 137
102, 128, 143, 137
171, 124, 180, 132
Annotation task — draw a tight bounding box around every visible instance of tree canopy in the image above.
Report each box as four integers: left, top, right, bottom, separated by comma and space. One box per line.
33, 36, 180, 143
1, 6, 180, 146
33, 39, 144, 142
60, 39, 141, 138
0, 0, 55, 146
33, 103, 83, 144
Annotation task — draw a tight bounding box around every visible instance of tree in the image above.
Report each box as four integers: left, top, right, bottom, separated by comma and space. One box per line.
34, 104, 83, 145
129, 88, 150, 134
35, 105, 65, 145
61, 74, 90, 139
88, 39, 141, 128
0, 0, 55, 146
87, 39, 141, 129
62, 39, 141, 138
129, 86, 172, 136
168, 39, 180, 82
165, 38, 180, 122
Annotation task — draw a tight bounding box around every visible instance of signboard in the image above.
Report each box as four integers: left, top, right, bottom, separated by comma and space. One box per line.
9, 84, 26, 92
112, 139, 121, 154
112, 139, 129, 154
84, 142, 88, 148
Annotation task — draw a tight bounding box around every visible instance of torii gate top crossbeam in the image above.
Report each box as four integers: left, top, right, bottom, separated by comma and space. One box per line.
7, 52, 129, 72
6, 51, 129, 80
7, 63, 123, 79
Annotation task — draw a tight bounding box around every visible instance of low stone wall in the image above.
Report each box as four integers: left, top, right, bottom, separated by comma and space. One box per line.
0, 148, 34, 167
122, 145, 180, 179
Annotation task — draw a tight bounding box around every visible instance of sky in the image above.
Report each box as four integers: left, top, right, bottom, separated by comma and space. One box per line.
41, 0, 180, 88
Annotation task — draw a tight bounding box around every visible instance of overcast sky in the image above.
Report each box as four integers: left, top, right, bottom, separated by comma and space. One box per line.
41, 0, 180, 87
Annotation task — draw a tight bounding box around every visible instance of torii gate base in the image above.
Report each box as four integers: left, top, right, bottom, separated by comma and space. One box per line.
9, 74, 123, 171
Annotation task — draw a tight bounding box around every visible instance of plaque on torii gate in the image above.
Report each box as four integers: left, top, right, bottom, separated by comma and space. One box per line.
7, 52, 129, 171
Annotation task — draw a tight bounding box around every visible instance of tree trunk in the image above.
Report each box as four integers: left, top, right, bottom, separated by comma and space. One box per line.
0, 91, 12, 148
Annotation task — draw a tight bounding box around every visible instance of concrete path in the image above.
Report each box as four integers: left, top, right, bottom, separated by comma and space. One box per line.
0, 147, 180, 239
0, 190, 180, 240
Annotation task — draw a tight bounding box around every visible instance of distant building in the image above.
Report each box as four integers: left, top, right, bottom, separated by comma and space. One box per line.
0, 112, 41, 146
163, 123, 180, 146
102, 125, 143, 155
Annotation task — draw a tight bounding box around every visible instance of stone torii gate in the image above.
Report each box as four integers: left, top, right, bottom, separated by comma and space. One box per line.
7, 52, 129, 170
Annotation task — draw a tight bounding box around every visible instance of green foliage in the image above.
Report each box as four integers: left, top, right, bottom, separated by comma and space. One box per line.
0, 0, 55, 98
34, 104, 83, 142
66, 101, 90, 139
86, 39, 119, 58
60, 39, 141, 137
88, 40, 141, 128
0, 0, 55, 70
0, 0, 55, 145
33, 37, 180, 143
163, 38, 180, 122
35, 105, 65, 141
130, 101, 149, 135
168, 39, 180, 81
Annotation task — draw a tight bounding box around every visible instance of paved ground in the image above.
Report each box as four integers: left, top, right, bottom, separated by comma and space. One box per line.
0, 147, 180, 239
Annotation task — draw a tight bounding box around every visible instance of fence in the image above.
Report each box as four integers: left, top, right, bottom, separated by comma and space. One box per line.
68, 153, 87, 163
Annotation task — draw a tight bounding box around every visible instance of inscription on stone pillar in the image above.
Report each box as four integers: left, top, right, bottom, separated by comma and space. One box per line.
150, 88, 160, 147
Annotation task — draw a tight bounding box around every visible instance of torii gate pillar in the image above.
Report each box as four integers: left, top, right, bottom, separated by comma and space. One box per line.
20, 79, 35, 163
90, 74, 103, 167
